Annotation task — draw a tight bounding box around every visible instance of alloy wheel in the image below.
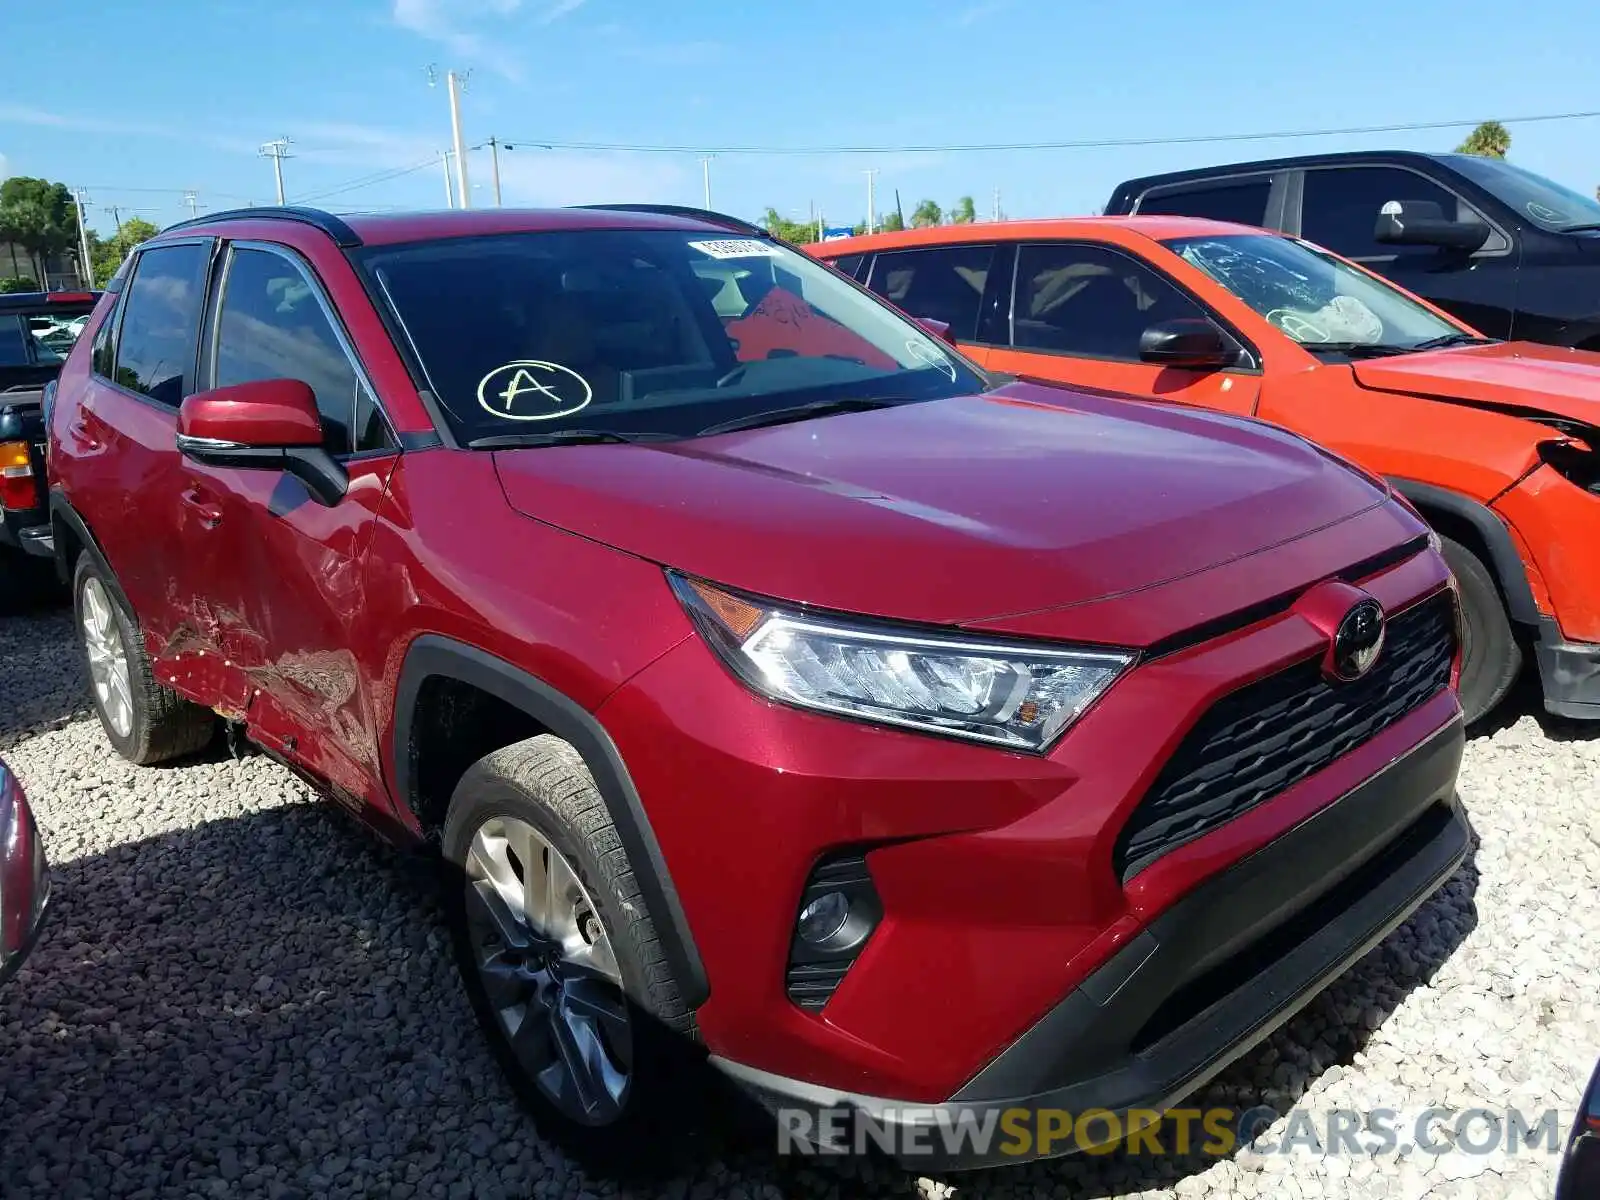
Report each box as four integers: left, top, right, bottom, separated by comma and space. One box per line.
81, 577, 133, 739
464, 815, 633, 1125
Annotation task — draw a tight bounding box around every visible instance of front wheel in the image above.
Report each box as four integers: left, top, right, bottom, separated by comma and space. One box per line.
441, 735, 707, 1175
1438, 535, 1522, 725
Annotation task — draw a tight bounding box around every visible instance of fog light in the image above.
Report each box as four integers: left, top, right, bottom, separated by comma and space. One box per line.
798, 892, 850, 946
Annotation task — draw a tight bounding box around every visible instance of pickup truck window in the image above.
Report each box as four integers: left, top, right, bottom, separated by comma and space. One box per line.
1300, 167, 1474, 260
1136, 177, 1272, 226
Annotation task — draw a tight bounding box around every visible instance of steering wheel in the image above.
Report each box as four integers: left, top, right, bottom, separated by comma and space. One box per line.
1265, 308, 1329, 343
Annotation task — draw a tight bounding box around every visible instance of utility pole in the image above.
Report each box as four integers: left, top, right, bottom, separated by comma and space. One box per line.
487, 136, 503, 206
441, 150, 456, 208
259, 138, 292, 204
71, 188, 93, 289
183, 191, 199, 219
103, 205, 123, 233
699, 156, 714, 209
864, 169, 878, 235
429, 66, 472, 209
992, 187, 1001, 222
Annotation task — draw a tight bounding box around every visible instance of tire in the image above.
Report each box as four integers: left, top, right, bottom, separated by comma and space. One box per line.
1438, 534, 1521, 725
72, 554, 217, 765
441, 735, 711, 1177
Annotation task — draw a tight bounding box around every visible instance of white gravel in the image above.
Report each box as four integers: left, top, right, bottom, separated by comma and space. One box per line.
1, 604, 1596, 1199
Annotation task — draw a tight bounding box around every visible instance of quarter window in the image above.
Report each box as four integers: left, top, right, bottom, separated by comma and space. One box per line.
213, 247, 391, 456
1011, 243, 1209, 361
1299, 167, 1481, 259
865, 245, 996, 340
112, 244, 209, 406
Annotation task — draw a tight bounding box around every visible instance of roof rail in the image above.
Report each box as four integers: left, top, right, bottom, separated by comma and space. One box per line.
570, 203, 770, 238
158, 206, 363, 248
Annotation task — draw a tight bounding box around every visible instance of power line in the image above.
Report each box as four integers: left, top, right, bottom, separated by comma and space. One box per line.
296, 156, 441, 203
495, 108, 1600, 157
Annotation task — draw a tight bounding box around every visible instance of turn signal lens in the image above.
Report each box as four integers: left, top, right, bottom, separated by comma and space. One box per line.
0, 442, 38, 511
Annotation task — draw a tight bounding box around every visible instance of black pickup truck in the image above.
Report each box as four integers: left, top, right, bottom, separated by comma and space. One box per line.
1, 290, 99, 606
1106, 150, 1600, 349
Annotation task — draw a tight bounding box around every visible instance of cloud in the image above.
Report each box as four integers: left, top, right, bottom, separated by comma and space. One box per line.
536, 0, 587, 23
492, 150, 686, 208
390, 0, 529, 78
616, 40, 727, 66
953, 0, 1007, 25
0, 104, 261, 156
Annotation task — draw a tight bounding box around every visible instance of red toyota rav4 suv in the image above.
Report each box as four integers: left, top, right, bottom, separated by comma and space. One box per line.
48, 203, 1468, 1168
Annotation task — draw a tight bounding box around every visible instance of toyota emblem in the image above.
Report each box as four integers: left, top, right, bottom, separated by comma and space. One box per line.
1330, 599, 1386, 681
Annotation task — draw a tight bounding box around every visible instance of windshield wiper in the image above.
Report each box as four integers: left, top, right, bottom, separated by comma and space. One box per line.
466, 429, 678, 449
1305, 342, 1418, 359
696, 396, 915, 438
1409, 332, 1495, 352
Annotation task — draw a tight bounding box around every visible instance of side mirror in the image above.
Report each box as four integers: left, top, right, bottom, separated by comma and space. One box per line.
1138, 317, 1238, 370
1373, 199, 1489, 252
915, 316, 957, 345
177, 379, 347, 506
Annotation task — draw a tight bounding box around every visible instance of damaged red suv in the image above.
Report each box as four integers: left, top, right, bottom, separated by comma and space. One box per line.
47, 203, 1467, 1168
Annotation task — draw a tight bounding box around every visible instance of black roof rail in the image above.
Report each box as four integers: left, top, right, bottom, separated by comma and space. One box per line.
570, 203, 770, 238
158, 206, 363, 248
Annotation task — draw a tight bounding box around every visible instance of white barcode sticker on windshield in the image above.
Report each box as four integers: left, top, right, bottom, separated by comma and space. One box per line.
687, 238, 778, 259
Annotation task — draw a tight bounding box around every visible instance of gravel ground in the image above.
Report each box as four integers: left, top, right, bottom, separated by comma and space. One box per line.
1, 603, 1596, 1200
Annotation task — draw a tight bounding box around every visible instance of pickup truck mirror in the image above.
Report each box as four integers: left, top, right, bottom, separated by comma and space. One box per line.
176, 379, 347, 506
1138, 317, 1239, 370
1373, 199, 1489, 252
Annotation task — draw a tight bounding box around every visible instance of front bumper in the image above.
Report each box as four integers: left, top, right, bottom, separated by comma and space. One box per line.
713, 716, 1468, 1170
1536, 618, 1600, 720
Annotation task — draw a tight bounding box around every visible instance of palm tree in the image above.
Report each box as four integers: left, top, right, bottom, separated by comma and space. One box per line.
911, 199, 944, 228
1456, 121, 1511, 159
950, 196, 977, 224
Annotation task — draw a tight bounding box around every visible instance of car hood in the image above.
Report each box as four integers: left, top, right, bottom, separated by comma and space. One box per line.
492, 382, 1388, 633
1350, 342, 1600, 437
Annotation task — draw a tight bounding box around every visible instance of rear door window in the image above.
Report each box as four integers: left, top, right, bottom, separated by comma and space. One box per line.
863, 244, 996, 340
1136, 177, 1273, 226
111, 244, 209, 406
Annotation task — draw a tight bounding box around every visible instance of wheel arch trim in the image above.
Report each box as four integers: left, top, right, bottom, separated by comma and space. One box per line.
48, 491, 137, 618
392, 634, 710, 1009
1385, 477, 1538, 625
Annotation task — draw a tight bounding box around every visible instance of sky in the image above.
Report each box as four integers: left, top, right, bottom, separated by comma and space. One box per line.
2, 0, 1598, 237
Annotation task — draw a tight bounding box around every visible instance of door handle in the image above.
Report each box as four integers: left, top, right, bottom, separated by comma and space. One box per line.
180, 486, 223, 529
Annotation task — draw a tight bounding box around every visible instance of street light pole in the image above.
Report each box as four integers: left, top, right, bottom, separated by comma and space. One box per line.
446, 69, 472, 209
864, 169, 878, 235
700, 156, 714, 209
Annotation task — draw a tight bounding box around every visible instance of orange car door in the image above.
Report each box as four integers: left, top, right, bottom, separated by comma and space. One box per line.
981, 241, 1260, 416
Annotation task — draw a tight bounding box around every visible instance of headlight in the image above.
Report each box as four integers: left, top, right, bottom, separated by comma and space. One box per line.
669, 574, 1133, 751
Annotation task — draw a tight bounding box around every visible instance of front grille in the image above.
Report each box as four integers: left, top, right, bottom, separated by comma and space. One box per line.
1114, 591, 1457, 882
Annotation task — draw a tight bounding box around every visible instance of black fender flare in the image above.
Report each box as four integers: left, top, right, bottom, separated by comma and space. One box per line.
48, 490, 136, 617
392, 635, 710, 1009
1385, 478, 1539, 626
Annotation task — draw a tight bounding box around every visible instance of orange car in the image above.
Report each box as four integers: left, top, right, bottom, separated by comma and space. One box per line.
811, 218, 1600, 724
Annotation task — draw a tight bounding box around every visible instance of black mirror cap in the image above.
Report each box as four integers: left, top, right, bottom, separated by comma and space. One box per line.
1138, 317, 1238, 369
1373, 199, 1490, 252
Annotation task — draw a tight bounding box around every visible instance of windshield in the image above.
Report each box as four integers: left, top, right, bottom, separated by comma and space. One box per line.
1445, 155, 1600, 232
1164, 233, 1467, 352
357, 228, 986, 444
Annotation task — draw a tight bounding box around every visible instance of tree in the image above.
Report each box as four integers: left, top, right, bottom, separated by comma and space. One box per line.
911, 199, 943, 228
0, 177, 80, 282
90, 217, 159, 285
760, 207, 818, 245
879, 210, 905, 232
950, 196, 977, 224
1456, 121, 1510, 159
